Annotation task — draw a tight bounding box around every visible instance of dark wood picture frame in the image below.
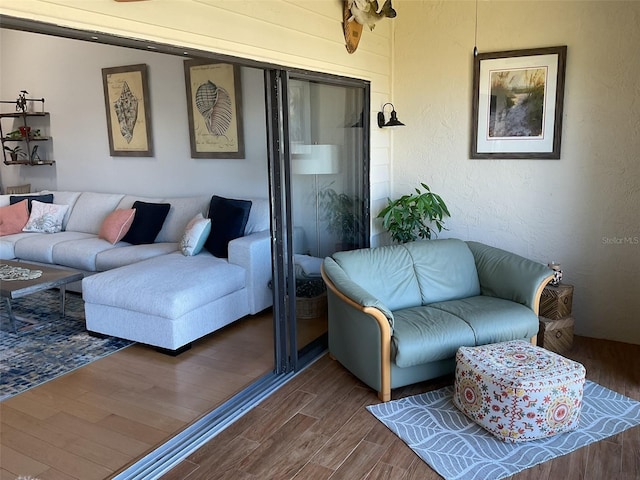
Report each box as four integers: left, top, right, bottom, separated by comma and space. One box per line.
183, 60, 244, 159
470, 46, 567, 159
101, 64, 153, 157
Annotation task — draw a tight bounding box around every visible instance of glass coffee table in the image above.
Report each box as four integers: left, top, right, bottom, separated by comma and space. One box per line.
0, 260, 83, 333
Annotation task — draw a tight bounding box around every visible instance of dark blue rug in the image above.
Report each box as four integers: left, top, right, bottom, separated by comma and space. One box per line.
1, 289, 132, 401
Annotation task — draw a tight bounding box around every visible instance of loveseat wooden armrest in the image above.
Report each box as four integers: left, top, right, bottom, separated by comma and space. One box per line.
322, 263, 393, 401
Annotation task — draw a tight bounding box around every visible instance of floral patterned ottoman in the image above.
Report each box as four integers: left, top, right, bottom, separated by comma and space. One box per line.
453, 340, 586, 442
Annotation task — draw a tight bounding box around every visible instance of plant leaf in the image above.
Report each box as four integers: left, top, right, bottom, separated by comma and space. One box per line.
376, 183, 450, 243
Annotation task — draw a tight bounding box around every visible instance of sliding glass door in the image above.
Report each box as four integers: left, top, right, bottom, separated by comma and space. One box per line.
0, 16, 370, 479
267, 70, 370, 370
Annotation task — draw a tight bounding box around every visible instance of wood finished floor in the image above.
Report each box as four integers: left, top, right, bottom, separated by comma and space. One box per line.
0, 307, 280, 480
160, 336, 640, 480
0, 302, 328, 480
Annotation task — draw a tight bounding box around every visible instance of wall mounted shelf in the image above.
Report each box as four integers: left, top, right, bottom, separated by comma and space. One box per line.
0, 99, 54, 166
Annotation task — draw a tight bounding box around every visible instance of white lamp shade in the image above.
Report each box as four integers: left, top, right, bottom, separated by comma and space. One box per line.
292, 144, 340, 175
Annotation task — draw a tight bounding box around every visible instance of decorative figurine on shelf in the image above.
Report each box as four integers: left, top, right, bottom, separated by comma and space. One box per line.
0, 91, 43, 113
30, 145, 41, 163
3, 90, 45, 113
16, 90, 28, 113
547, 262, 563, 286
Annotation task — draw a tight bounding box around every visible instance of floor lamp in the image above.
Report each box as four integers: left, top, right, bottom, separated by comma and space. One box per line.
292, 144, 340, 257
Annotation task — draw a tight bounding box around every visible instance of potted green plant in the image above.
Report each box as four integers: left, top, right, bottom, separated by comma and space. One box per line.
318, 186, 365, 251
377, 182, 450, 243
3, 145, 24, 162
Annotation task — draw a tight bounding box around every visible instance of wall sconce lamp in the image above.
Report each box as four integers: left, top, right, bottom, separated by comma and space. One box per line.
377, 103, 405, 128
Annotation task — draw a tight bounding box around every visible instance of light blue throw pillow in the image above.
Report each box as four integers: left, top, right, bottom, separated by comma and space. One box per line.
179, 213, 211, 256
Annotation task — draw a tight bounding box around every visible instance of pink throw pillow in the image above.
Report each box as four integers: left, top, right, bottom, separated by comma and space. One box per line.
0, 199, 29, 236
99, 208, 136, 244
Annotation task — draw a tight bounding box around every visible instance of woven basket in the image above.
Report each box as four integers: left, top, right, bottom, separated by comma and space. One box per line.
296, 292, 327, 319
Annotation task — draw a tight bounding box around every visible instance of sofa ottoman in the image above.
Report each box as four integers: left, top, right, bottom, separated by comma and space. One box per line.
83, 251, 251, 352
453, 340, 585, 442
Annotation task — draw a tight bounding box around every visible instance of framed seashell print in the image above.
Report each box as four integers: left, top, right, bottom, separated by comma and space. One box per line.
183, 60, 244, 159
101, 64, 153, 157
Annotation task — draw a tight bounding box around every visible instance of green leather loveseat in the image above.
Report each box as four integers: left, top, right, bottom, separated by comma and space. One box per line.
321, 238, 553, 401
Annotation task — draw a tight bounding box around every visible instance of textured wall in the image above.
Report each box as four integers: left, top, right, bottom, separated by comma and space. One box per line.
392, 1, 640, 344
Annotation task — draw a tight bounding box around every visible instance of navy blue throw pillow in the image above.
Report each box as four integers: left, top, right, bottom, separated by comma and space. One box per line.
10, 194, 54, 212
205, 195, 252, 258
121, 201, 171, 245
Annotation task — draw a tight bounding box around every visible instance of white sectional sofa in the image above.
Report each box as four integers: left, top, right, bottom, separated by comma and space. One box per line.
0, 190, 273, 353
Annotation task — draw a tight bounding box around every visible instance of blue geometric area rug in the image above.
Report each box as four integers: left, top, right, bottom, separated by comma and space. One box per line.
367, 381, 640, 480
1, 289, 132, 401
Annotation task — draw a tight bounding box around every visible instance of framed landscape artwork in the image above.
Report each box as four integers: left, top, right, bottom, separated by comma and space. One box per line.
101, 64, 153, 157
470, 46, 567, 159
184, 60, 244, 159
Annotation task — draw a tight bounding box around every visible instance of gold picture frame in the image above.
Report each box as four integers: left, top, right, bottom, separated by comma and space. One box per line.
184, 60, 244, 159
101, 64, 153, 157
470, 46, 567, 159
